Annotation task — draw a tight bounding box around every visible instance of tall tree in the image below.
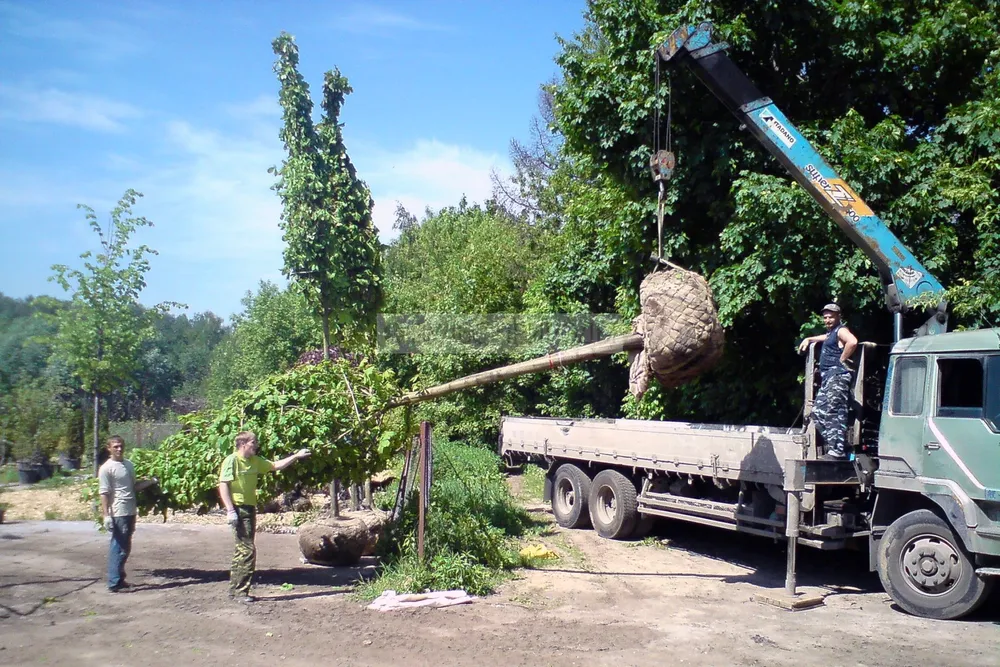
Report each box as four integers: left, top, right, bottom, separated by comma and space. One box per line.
271, 33, 382, 358
49, 189, 174, 474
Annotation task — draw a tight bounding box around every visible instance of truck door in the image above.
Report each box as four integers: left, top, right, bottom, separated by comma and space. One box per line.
924, 354, 1000, 493
882, 355, 930, 475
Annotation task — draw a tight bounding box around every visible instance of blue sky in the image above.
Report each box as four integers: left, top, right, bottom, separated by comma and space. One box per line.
0, 0, 586, 318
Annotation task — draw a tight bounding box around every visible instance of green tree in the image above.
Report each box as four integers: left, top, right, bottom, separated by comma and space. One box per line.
49, 190, 175, 474
382, 200, 559, 445
0, 293, 60, 395
206, 281, 318, 405
541, 0, 1000, 424
271, 33, 382, 357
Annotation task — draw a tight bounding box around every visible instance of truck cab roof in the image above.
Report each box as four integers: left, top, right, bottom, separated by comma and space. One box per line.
892, 328, 1000, 355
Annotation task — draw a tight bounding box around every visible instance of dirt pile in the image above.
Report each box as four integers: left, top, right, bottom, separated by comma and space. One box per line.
629, 267, 725, 398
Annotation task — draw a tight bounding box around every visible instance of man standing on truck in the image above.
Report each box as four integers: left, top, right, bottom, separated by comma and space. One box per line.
798, 304, 858, 459
218, 431, 311, 603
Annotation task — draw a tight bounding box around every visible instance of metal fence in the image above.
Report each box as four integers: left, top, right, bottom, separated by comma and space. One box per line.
108, 422, 182, 450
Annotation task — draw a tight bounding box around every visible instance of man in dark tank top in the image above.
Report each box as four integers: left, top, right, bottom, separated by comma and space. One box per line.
798, 303, 859, 459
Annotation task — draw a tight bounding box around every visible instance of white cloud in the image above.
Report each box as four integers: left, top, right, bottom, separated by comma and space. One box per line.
138, 120, 285, 263
0, 84, 141, 133
357, 139, 509, 242
336, 5, 452, 34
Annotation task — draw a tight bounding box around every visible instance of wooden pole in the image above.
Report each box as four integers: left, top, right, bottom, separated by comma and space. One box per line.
417, 421, 431, 562
389, 333, 643, 408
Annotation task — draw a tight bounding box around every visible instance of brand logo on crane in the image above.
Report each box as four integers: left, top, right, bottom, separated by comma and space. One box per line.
804, 164, 874, 221
758, 111, 796, 148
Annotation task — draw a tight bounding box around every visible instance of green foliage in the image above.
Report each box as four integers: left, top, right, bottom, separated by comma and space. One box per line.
206, 281, 318, 405
358, 440, 533, 598
541, 0, 1000, 424
48, 190, 176, 397
47, 190, 178, 472
107, 358, 407, 516
0, 293, 59, 396
271, 33, 382, 352
382, 201, 566, 445
1, 378, 72, 461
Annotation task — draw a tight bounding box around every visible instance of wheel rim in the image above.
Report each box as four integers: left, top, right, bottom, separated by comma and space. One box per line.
899, 533, 963, 597
554, 478, 575, 515
595, 485, 617, 525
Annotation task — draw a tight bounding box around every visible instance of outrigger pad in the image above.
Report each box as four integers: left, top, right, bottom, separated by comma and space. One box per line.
751, 588, 826, 611
629, 267, 725, 398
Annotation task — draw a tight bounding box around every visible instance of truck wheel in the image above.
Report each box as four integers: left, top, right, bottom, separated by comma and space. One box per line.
588, 469, 638, 539
877, 509, 995, 620
551, 464, 591, 529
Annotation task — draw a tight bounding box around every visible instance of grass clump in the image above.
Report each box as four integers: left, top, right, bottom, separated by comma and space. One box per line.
357, 440, 535, 599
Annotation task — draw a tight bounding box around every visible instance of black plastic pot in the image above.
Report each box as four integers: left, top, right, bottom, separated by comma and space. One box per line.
57, 454, 81, 471
16, 462, 41, 485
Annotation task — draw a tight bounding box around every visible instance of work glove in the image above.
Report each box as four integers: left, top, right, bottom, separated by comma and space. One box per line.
103, 516, 114, 532
227, 509, 239, 527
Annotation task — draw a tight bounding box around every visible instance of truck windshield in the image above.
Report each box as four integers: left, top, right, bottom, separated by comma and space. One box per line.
987, 356, 1000, 432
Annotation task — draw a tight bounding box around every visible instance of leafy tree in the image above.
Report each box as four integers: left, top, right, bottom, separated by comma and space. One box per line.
271, 33, 382, 357
48, 190, 175, 474
206, 281, 318, 405
541, 0, 1000, 424
0, 293, 60, 395
382, 200, 561, 444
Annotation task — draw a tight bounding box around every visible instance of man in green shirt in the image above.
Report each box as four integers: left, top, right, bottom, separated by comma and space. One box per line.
218, 430, 311, 602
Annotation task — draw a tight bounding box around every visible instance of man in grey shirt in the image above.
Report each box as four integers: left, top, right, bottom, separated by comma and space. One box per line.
99, 436, 153, 592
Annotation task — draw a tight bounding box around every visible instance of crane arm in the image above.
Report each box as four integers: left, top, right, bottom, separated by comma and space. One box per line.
656, 22, 948, 336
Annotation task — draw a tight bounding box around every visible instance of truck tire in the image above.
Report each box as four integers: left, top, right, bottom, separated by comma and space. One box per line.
551, 464, 591, 529
588, 469, 638, 540
877, 509, 995, 620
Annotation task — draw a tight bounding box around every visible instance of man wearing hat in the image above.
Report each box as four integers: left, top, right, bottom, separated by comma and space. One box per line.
798, 303, 858, 459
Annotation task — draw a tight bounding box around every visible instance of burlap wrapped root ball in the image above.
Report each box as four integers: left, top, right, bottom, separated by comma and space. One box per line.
629, 267, 725, 398
297, 510, 389, 565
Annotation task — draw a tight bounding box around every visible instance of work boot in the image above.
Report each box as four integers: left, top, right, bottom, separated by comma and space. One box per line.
820, 449, 847, 461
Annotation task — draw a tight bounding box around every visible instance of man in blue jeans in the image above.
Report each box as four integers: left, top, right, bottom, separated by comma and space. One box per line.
99, 436, 154, 592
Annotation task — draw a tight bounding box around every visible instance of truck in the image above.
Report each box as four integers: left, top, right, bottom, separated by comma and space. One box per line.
499, 23, 1000, 621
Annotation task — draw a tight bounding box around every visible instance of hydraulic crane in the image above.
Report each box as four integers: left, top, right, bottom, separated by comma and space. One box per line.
652, 22, 949, 339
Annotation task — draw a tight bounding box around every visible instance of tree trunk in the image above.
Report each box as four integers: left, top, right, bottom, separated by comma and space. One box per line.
92, 391, 101, 477
321, 310, 331, 361
389, 333, 644, 408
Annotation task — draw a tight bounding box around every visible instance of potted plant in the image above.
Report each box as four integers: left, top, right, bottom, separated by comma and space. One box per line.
57, 411, 84, 472
5, 379, 72, 483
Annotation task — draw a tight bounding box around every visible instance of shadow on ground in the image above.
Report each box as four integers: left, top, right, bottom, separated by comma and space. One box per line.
139, 557, 377, 594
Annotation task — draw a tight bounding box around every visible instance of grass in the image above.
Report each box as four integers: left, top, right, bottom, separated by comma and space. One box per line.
519, 463, 546, 502
34, 470, 82, 489
354, 440, 537, 600
0, 465, 18, 484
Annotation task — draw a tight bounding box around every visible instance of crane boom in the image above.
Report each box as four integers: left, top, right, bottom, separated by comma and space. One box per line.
656, 22, 948, 336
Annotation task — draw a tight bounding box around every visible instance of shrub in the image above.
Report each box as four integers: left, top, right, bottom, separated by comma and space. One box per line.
357, 439, 534, 599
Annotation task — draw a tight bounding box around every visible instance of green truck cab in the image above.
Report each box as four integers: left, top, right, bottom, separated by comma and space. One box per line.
871, 329, 1000, 618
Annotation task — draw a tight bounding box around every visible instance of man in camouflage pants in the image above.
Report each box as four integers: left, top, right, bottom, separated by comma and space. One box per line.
218, 431, 311, 603
799, 304, 858, 460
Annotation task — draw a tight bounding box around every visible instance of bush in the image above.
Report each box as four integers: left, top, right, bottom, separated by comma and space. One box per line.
357, 440, 534, 599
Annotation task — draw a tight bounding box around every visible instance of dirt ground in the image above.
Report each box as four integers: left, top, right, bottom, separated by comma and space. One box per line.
2, 497, 998, 667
